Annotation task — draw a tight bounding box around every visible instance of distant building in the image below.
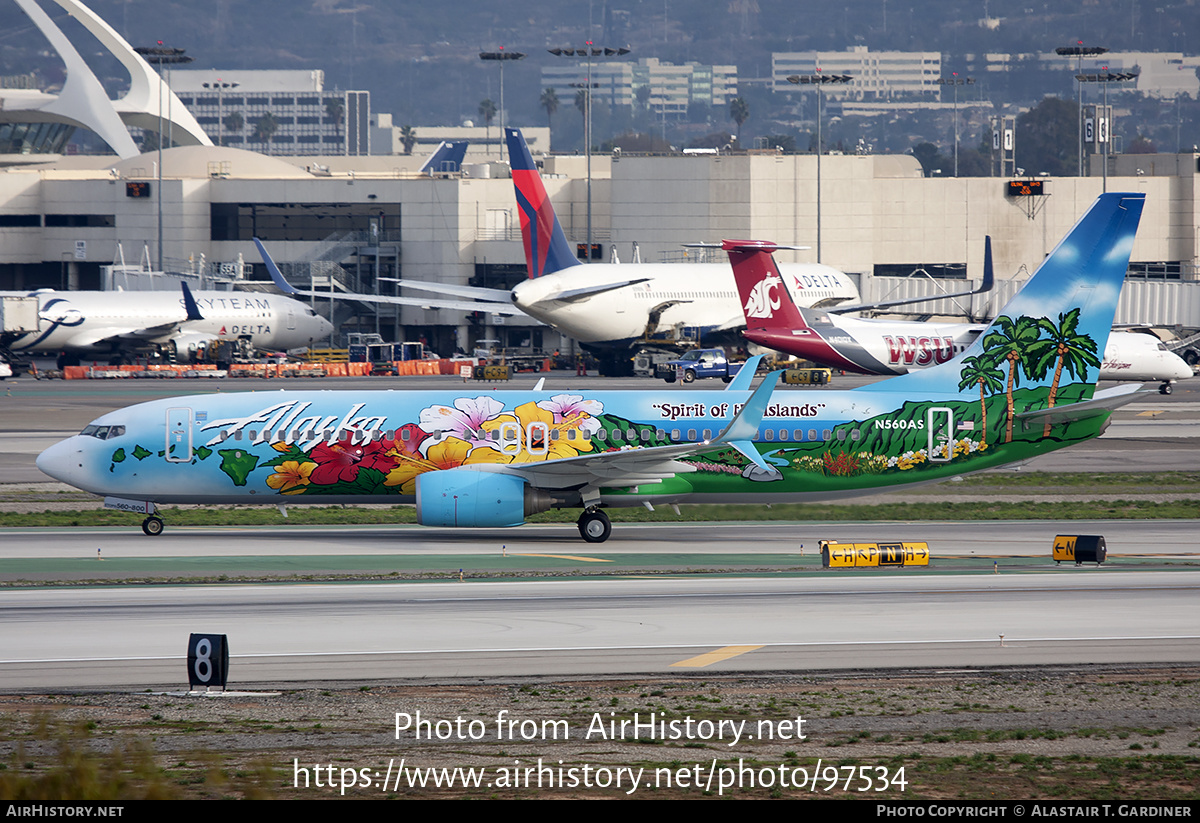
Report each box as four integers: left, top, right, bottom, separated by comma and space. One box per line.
542, 58, 737, 117
171, 70, 370, 156
773, 47, 942, 101
975, 51, 1200, 100
369, 117, 550, 162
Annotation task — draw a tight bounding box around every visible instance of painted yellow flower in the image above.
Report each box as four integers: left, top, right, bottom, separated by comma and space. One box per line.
266, 460, 316, 494
480, 401, 595, 463
382, 436, 512, 494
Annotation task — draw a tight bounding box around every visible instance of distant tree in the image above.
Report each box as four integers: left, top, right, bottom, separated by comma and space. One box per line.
540, 87, 559, 129
400, 125, 417, 155
910, 142, 949, 176
478, 98, 497, 151
763, 134, 797, 153
1127, 134, 1157, 154
324, 97, 345, 150
729, 97, 750, 143
1016, 96, 1079, 176
606, 132, 671, 153
223, 111, 244, 135
253, 112, 279, 151
575, 88, 590, 125
687, 130, 733, 150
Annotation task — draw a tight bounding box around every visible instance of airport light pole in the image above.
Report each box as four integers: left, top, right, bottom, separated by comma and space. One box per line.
935, 73, 974, 177
787, 71, 852, 264
1075, 69, 1137, 192
479, 49, 526, 161
549, 45, 631, 261
135, 44, 193, 273
1056, 43, 1108, 176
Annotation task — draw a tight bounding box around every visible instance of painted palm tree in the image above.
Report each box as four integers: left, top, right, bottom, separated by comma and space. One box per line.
729, 97, 750, 144
1026, 308, 1100, 437
981, 316, 1041, 443
957, 354, 1005, 449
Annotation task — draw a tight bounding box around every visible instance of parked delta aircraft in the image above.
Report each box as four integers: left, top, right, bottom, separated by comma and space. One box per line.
0, 283, 333, 366
39, 193, 1147, 542
727, 237, 1191, 394
503, 128, 859, 371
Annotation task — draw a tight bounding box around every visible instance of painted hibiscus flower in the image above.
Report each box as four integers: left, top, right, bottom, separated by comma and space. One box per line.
536, 394, 604, 436
309, 435, 395, 486
266, 460, 316, 494
419, 396, 505, 449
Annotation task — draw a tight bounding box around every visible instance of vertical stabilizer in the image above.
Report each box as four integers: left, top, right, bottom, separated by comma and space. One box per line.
875, 192, 1146, 400
505, 128, 580, 279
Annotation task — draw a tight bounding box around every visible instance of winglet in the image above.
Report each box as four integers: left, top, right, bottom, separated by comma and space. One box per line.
419, 140, 469, 175
255, 238, 300, 296
982, 235, 994, 294
724, 353, 765, 392
180, 282, 204, 321
713, 368, 780, 472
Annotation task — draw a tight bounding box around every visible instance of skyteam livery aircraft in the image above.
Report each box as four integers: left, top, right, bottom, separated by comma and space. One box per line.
1, 283, 332, 366
39, 193, 1146, 542
728, 235, 1191, 394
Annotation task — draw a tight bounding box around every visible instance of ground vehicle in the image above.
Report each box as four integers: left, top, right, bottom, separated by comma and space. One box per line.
658, 348, 746, 383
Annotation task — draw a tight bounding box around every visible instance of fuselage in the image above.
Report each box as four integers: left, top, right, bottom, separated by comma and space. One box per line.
754, 310, 1191, 383
7, 290, 332, 355
37, 382, 1109, 512
511, 262, 857, 346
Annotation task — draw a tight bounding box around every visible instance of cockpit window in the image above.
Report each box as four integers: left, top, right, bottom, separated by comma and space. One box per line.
79, 424, 124, 440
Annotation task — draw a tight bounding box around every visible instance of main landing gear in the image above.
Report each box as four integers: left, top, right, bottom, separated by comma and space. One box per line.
577, 508, 612, 543
141, 516, 164, 536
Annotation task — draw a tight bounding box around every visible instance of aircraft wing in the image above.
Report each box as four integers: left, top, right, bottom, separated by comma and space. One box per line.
396, 280, 513, 301
828, 236, 996, 315
491, 369, 781, 490
549, 278, 652, 303
255, 238, 527, 316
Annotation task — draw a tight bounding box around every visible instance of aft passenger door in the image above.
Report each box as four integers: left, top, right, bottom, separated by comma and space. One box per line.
166, 407, 194, 462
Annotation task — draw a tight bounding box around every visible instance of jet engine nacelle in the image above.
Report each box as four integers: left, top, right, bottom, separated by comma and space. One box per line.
415, 469, 553, 528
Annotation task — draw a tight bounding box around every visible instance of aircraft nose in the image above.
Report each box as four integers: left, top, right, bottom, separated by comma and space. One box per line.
36, 437, 83, 487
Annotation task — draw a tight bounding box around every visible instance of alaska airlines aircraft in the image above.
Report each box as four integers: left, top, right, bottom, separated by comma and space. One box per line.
39, 193, 1147, 542
728, 238, 1191, 394
1, 283, 333, 366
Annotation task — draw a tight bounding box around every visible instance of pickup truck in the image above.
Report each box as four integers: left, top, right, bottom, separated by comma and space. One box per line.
657, 348, 744, 384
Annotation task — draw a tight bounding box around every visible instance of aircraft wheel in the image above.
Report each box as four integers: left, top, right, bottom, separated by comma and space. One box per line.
1160, 382, 1173, 395
141, 516, 164, 536
682, 369, 696, 384
577, 509, 612, 543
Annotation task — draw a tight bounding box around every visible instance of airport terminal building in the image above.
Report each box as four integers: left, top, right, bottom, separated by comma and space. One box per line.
1, 143, 1199, 357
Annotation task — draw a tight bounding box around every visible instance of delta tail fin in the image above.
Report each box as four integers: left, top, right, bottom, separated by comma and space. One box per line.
874, 191, 1146, 399
505, 128, 580, 279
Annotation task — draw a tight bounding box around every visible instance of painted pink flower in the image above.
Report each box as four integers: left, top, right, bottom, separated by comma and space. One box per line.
419, 396, 505, 449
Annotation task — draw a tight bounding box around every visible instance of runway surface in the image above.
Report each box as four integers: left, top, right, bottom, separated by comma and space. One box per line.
2, 570, 1197, 689
1, 374, 1196, 691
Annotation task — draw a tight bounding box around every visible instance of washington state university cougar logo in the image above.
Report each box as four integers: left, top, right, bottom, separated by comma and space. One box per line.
744, 275, 782, 319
